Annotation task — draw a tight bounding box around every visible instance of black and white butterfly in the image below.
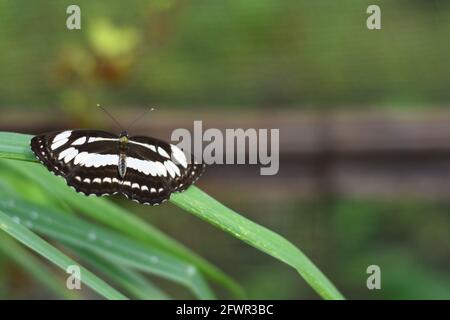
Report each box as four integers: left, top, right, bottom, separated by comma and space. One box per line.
30, 129, 205, 205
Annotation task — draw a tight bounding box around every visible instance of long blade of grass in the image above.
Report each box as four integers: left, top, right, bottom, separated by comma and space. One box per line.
0, 131, 35, 162
2, 156, 244, 298
0, 160, 73, 213
0, 209, 127, 300
0, 131, 344, 299
73, 248, 170, 300
0, 196, 214, 299
171, 187, 344, 299
0, 233, 78, 299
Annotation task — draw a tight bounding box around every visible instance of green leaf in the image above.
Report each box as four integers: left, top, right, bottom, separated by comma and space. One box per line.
0, 131, 344, 299
0, 196, 214, 299
0, 209, 127, 300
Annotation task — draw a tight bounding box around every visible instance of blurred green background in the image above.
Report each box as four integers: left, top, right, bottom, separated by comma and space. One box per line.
0, 0, 450, 299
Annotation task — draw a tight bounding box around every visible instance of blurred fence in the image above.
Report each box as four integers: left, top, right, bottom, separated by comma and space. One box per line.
3, 108, 450, 201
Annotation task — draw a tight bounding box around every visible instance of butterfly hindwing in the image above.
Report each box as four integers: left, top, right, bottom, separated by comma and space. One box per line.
118, 167, 172, 205
66, 165, 122, 197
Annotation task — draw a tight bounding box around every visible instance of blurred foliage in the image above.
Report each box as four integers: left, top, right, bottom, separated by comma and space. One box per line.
229, 198, 450, 299
0, 0, 448, 112
332, 199, 450, 299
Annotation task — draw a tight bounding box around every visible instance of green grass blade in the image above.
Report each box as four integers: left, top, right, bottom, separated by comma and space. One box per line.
0, 159, 74, 214
0, 209, 127, 300
0, 196, 214, 299
0, 131, 344, 299
171, 187, 344, 300
0, 131, 35, 162
2, 156, 244, 299
0, 233, 78, 299
73, 248, 170, 300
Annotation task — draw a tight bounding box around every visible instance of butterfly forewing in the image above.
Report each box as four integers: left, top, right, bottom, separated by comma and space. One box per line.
30, 130, 205, 205
31, 130, 117, 174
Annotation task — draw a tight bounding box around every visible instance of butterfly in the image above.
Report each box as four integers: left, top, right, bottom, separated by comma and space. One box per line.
30, 129, 205, 205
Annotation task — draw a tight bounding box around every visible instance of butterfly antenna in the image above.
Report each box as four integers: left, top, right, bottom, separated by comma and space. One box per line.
97, 104, 124, 131
126, 107, 155, 130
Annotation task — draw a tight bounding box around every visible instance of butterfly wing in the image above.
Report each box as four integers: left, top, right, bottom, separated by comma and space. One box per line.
121, 135, 205, 204
31, 130, 205, 205
30, 130, 122, 196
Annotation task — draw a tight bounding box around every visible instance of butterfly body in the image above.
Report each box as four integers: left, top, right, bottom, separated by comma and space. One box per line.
118, 131, 129, 178
30, 129, 204, 205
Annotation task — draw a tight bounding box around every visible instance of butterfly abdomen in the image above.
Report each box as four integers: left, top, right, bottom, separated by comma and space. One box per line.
118, 133, 129, 178
118, 153, 127, 178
